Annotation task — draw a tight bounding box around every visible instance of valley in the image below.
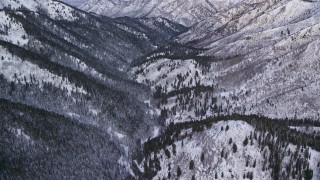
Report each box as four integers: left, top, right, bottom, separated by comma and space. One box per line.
0, 0, 320, 179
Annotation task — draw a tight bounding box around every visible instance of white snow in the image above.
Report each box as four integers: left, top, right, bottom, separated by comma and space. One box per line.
114, 131, 126, 139
0, 0, 79, 21
0, 11, 29, 46
147, 120, 320, 179
133, 0, 320, 122
117, 156, 135, 177
0, 47, 87, 95
144, 100, 151, 107
289, 126, 320, 135
89, 108, 99, 116
153, 121, 271, 179
67, 112, 81, 118
152, 126, 160, 138
107, 127, 126, 139
10, 127, 33, 142
79, 0, 262, 26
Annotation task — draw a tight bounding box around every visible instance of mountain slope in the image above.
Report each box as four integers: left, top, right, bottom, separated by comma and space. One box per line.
2, 0, 320, 179
133, 0, 320, 123
138, 115, 320, 179
0, 0, 187, 178
0, 99, 125, 179
63, 0, 86, 6
75, 0, 263, 26
129, 0, 320, 178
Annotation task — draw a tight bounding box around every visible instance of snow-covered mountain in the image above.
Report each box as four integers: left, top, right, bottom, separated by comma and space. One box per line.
1, 0, 320, 179
62, 0, 87, 7
0, 0, 186, 178
138, 116, 320, 179
73, 0, 263, 26
133, 0, 320, 123
129, 0, 320, 176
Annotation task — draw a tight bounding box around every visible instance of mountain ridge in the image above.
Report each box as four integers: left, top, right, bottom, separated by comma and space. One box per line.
133, 0, 320, 122
0, 0, 187, 178
71, 0, 265, 26
1, 0, 320, 179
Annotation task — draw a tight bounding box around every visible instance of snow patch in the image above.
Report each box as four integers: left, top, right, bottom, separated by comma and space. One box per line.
0, 47, 87, 95
0, 11, 29, 46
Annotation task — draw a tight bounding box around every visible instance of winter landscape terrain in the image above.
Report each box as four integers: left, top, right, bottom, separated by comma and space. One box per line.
0, 0, 319, 179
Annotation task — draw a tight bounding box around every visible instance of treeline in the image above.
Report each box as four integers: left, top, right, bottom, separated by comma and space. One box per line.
131, 42, 216, 67
154, 85, 213, 100
137, 114, 320, 179
144, 114, 320, 155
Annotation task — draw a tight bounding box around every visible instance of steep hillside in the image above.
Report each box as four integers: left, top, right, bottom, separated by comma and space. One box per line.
75, 0, 263, 26
63, 0, 86, 6
2, 0, 320, 179
0, 99, 125, 179
129, 1, 320, 177
0, 0, 186, 178
133, 0, 320, 123
137, 115, 320, 179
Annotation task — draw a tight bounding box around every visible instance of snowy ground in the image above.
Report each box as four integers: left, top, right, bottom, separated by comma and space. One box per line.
0, 0, 80, 21
0, 47, 87, 95
133, 0, 320, 122
0, 11, 29, 46
147, 120, 320, 180
289, 126, 320, 135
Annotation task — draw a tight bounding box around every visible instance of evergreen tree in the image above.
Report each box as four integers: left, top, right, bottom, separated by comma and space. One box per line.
200, 152, 204, 162
172, 143, 176, 156
189, 160, 195, 170
249, 172, 253, 180
192, 175, 195, 180
164, 149, 171, 158
233, 143, 237, 153
305, 169, 313, 180
229, 138, 233, 145
243, 137, 249, 146
177, 166, 182, 177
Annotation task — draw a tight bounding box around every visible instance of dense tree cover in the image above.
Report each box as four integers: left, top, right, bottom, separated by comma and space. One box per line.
0, 4, 188, 179
154, 85, 213, 100
0, 98, 127, 179
143, 114, 320, 155
2, 2, 320, 180
0, 6, 176, 138
131, 42, 213, 67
